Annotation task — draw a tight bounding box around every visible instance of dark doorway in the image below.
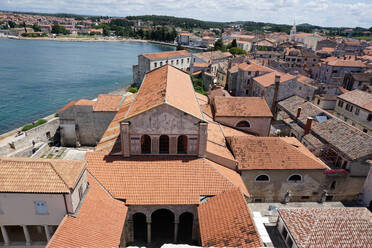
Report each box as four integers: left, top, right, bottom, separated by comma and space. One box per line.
133, 213, 147, 244
141, 135, 151, 154
28, 226, 47, 242
0, 228, 4, 243
151, 209, 174, 244
6, 226, 26, 243
178, 212, 193, 243
159, 135, 169, 154
177, 135, 188, 154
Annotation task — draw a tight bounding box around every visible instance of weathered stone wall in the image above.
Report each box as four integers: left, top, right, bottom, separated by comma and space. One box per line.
59, 106, 116, 146
125, 104, 204, 156
241, 169, 326, 202
215, 116, 271, 136
0, 118, 59, 157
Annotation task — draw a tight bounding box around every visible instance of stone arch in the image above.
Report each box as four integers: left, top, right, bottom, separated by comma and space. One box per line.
255, 174, 270, 182
133, 212, 147, 244
177, 212, 193, 243
236, 120, 251, 128
288, 174, 302, 183
151, 209, 174, 243
159, 135, 169, 154
177, 135, 188, 154
141, 135, 151, 154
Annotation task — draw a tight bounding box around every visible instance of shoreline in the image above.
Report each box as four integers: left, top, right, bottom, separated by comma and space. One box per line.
0, 85, 130, 141
3, 35, 149, 43
1, 36, 207, 50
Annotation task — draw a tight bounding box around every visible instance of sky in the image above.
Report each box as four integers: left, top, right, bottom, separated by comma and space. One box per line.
1, 0, 372, 28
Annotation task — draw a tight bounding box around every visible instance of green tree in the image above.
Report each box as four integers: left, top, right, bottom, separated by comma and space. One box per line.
229, 47, 247, 55
231, 39, 237, 48
214, 39, 226, 52
176, 44, 185, 50
32, 23, 41, 32
51, 24, 69, 35
8, 21, 16, 28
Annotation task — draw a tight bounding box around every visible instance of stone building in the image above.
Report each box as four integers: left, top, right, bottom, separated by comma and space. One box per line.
234, 62, 273, 96
191, 51, 232, 76
313, 57, 366, 84
87, 65, 250, 246
251, 72, 297, 111
227, 136, 329, 202
277, 96, 372, 201
132, 50, 191, 86
58, 94, 126, 147
334, 90, 372, 135
211, 96, 272, 136
0, 158, 87, 246
343, 72, 372, 92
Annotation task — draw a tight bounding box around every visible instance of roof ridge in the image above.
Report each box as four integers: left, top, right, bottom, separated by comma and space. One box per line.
48, 161, 71, 191
203, 158, 240, 192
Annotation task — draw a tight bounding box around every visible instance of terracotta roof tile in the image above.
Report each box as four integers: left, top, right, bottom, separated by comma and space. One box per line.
253, 71, 296, 88
125, 65, 203, 120
93, 94, 123, 112
213, 96, 273, 117
47, 173, 127, 248
0, 157, 86, 193
86, 153, 248, 204
142, 50, 190, 60
328, 59, 366, 68
278, 207, 372, 248
338, 89, 372, 111
238, 62, 273, 72
278, 96, 372, 160
198, 189, 263, 248
226, 136, 329, 170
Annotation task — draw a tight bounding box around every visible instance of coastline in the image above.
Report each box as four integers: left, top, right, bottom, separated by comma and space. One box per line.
0, 85, 130, 141
1, 36, 206, 50
3, 35, 149, 43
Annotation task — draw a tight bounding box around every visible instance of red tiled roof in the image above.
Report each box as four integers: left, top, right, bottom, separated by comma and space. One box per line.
213, 96, 273, 117
47, 173, 128, 248
227, 136, 329, 170
0, 157, 86, 193
93, 94, 123, 112
328, 59, 366, 68
198, 189, 263, 248
238, 62, 273, 72
142, 50, 190, 60
253, 71, 296, 88
125, 65, 203, 120
278, 207, 372, 248
86, 153, 249, 204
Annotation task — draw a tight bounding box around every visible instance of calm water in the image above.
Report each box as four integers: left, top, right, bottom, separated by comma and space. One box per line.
0, 39, 174, 134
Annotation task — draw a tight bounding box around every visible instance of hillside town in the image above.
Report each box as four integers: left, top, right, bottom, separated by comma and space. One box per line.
1, 10, 372, 248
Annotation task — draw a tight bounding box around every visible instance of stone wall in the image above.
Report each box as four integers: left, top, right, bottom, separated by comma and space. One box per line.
241, 169, 326, 202
215, 116, 271, 136
0, 118, 59, 157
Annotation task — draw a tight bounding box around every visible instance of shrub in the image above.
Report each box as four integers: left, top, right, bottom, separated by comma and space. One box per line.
22, 119, 47, 132
128, 87, 138, 93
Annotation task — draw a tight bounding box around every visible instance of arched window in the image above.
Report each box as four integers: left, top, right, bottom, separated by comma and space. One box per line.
236, 120, 250, 128
255, 174, 270, 182
141, 135, 151, 154
159, 135, 169, 154
177, 135, 188, 154
151, 209, 174, 242
288, 174, 302, 183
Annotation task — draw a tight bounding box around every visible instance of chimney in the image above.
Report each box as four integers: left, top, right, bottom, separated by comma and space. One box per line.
296, 107, 302, 118
304, 117, 313, 135
271, 75, 281, 112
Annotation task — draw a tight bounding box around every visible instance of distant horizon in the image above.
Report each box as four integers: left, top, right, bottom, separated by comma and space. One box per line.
0, 0, 371, 28
0, 9, 366, 30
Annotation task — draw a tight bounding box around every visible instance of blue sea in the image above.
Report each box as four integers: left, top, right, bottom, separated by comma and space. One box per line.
0, 39, 174, 134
